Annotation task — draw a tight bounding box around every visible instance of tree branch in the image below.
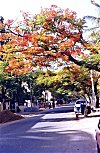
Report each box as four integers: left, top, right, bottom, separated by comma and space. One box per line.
68, 54, 100, 72
8, 29, 23, 37
91, 0, 100, 8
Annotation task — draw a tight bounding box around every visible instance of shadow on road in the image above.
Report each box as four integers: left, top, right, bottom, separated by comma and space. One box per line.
86, 113, 100, 118
40, 117, 77, 122
0, 127, 97, 153
0, 110, 98, 153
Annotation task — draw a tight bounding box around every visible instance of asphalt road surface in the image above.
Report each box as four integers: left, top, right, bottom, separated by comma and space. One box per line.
0, 106, 99, 153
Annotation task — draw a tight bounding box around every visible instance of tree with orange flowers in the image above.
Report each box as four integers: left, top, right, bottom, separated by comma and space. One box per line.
0, 5, 100, 76
0, 5, 100, 109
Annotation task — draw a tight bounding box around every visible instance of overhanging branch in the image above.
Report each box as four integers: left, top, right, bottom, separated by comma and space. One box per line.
68, 54, 100, 72
91, 0, 100, 8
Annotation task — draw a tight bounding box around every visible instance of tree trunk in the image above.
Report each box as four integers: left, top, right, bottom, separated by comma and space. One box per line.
1, 86, 6, 110
94, 80, 99, 108
96, 96, 99, 108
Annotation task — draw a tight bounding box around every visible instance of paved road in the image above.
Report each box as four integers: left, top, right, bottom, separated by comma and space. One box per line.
40, 103, 74, 114
0, 107, 99, 153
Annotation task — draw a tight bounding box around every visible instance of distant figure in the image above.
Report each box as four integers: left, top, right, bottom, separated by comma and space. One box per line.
16, 106, 21, 113
52, 101, 55, 108
48, 102, 51, 109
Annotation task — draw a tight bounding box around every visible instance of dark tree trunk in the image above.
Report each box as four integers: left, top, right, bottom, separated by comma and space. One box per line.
16, 77, 25, 105
94, 80, 99, 108
1, 86, 6, 110
96, 96, 99, 108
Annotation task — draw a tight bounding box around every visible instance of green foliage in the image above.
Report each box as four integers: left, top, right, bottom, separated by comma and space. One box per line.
35, 14, 46, 25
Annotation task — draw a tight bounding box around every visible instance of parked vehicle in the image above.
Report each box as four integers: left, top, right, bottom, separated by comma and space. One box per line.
96, 119, 100, 153
24, 106, 39, 112
74, 99, 91, 119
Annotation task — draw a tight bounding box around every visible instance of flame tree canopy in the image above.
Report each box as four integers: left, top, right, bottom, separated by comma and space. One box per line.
0, 5, 100, 76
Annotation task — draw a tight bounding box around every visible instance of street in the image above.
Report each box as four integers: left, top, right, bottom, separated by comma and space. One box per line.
0, 105, 99, 153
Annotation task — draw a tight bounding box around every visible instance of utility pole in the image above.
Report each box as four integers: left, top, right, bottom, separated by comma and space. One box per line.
30, 78, 33, 108
90, 70, 96, 107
